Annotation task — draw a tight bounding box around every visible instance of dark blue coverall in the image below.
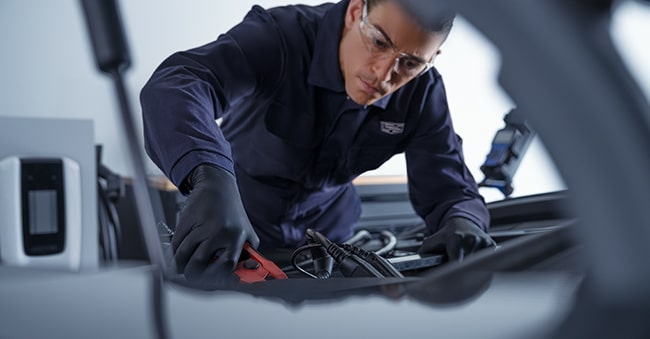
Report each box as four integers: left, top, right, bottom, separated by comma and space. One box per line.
140, 0, 489, 251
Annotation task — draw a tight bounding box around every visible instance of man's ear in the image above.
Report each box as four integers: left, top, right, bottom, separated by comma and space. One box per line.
345, 0, 365, 30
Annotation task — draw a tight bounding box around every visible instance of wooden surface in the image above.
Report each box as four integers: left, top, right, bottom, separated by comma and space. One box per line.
141, 175, 408, 192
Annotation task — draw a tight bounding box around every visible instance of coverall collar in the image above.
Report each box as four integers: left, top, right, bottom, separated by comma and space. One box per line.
307, 0, 392, 109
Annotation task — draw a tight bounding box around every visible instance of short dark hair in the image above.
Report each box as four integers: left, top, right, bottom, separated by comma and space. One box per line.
367, 0, 455, 41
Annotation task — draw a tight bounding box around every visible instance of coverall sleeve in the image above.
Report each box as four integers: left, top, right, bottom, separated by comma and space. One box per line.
405, 77, 490, 233
140, 6, 284, 193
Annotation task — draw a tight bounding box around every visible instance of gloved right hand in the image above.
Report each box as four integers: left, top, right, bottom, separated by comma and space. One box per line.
172, 164, 260, 286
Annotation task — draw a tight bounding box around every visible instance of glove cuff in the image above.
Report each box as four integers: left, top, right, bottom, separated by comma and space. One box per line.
185, 164, 235, 192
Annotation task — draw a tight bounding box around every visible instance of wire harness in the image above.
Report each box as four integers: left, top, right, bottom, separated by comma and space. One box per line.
291, 229, 404, 279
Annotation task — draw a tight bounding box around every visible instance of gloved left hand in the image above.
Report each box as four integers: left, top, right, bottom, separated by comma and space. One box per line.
418, 217, 497, 261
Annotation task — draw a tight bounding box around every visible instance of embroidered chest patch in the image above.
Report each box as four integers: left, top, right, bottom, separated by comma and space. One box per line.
379, 121, 405, 135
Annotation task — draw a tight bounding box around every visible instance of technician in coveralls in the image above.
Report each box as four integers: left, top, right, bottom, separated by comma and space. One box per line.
140, 0, 496, 282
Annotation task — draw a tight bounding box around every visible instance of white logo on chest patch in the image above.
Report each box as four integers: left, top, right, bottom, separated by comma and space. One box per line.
379, 121, 405, 135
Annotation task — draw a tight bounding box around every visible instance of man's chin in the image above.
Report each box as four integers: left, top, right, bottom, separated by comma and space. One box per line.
347, 90, 380, 106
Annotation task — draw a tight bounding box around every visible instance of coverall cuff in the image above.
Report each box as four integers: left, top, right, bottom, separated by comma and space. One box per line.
170, 150, 235, 194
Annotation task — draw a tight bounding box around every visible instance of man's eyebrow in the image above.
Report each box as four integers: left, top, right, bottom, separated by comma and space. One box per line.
373, 22, 427, 63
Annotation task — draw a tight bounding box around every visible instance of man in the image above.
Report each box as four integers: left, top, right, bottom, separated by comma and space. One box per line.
141, 0, 495, 282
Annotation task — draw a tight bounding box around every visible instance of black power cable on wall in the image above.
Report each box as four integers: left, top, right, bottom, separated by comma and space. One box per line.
97, 145, 123, 263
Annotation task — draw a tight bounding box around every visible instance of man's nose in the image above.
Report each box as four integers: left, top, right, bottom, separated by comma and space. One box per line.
372, 56, 398, 83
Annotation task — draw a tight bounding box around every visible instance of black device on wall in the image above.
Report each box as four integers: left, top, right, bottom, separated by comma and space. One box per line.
20, 159, 66, 256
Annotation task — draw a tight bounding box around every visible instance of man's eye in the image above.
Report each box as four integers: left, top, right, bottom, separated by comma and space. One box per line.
401, 59, 421, 70
372, 38, 390, 50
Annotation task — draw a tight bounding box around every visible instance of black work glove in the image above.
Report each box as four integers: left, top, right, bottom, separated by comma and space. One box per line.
418, 217, 497, 262
172, 164, 260, 285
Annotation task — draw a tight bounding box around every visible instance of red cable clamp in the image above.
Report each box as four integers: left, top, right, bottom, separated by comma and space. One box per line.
234, 243, 288, 283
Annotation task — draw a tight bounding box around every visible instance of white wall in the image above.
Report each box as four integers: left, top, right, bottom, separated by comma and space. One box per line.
1, 0, 648, 202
